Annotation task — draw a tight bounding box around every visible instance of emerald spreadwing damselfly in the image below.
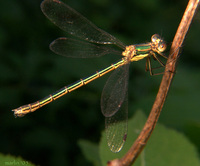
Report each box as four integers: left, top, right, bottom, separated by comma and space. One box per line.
12, 0, 167, 152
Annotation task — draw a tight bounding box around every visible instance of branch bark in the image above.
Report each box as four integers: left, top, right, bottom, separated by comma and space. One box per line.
108, 0, 199, 165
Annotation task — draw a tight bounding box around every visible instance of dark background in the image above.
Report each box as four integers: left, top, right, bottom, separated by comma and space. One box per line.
0, 0, 200, 165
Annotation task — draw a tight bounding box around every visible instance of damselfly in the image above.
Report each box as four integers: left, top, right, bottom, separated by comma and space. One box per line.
12, 0, 167, 152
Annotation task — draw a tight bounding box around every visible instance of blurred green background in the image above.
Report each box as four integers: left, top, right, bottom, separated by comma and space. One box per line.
0, 0, 200, 165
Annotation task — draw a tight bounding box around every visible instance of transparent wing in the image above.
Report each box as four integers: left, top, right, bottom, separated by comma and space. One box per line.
105, 93, 128, 152
50, 37, 121, 58
101, 64, 129, 152
41, 0, 125, 49
101, 64, 129, 117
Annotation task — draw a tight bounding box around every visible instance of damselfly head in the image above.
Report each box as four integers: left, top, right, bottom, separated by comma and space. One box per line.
151, 34, 167, 53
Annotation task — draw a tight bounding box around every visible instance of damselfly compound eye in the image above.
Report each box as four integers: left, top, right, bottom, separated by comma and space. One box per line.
151, 34, 161, 43
158, 42, 167, 52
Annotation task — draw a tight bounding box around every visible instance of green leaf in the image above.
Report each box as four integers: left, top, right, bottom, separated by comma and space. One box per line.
78, 139, 101, 166
0, 153, 35, 166
100, 110, 200, 166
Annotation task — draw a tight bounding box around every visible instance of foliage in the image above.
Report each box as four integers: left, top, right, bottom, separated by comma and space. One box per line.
79, 111, 200, 166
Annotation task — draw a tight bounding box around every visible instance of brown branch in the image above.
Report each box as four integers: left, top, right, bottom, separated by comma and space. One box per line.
107, 0, 199, 165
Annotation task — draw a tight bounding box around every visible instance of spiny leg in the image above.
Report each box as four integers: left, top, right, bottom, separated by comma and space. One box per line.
151, 52, 165, 67
145, 57, 153, 76
157, 51, 168, 59
145, 53, 169, 76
